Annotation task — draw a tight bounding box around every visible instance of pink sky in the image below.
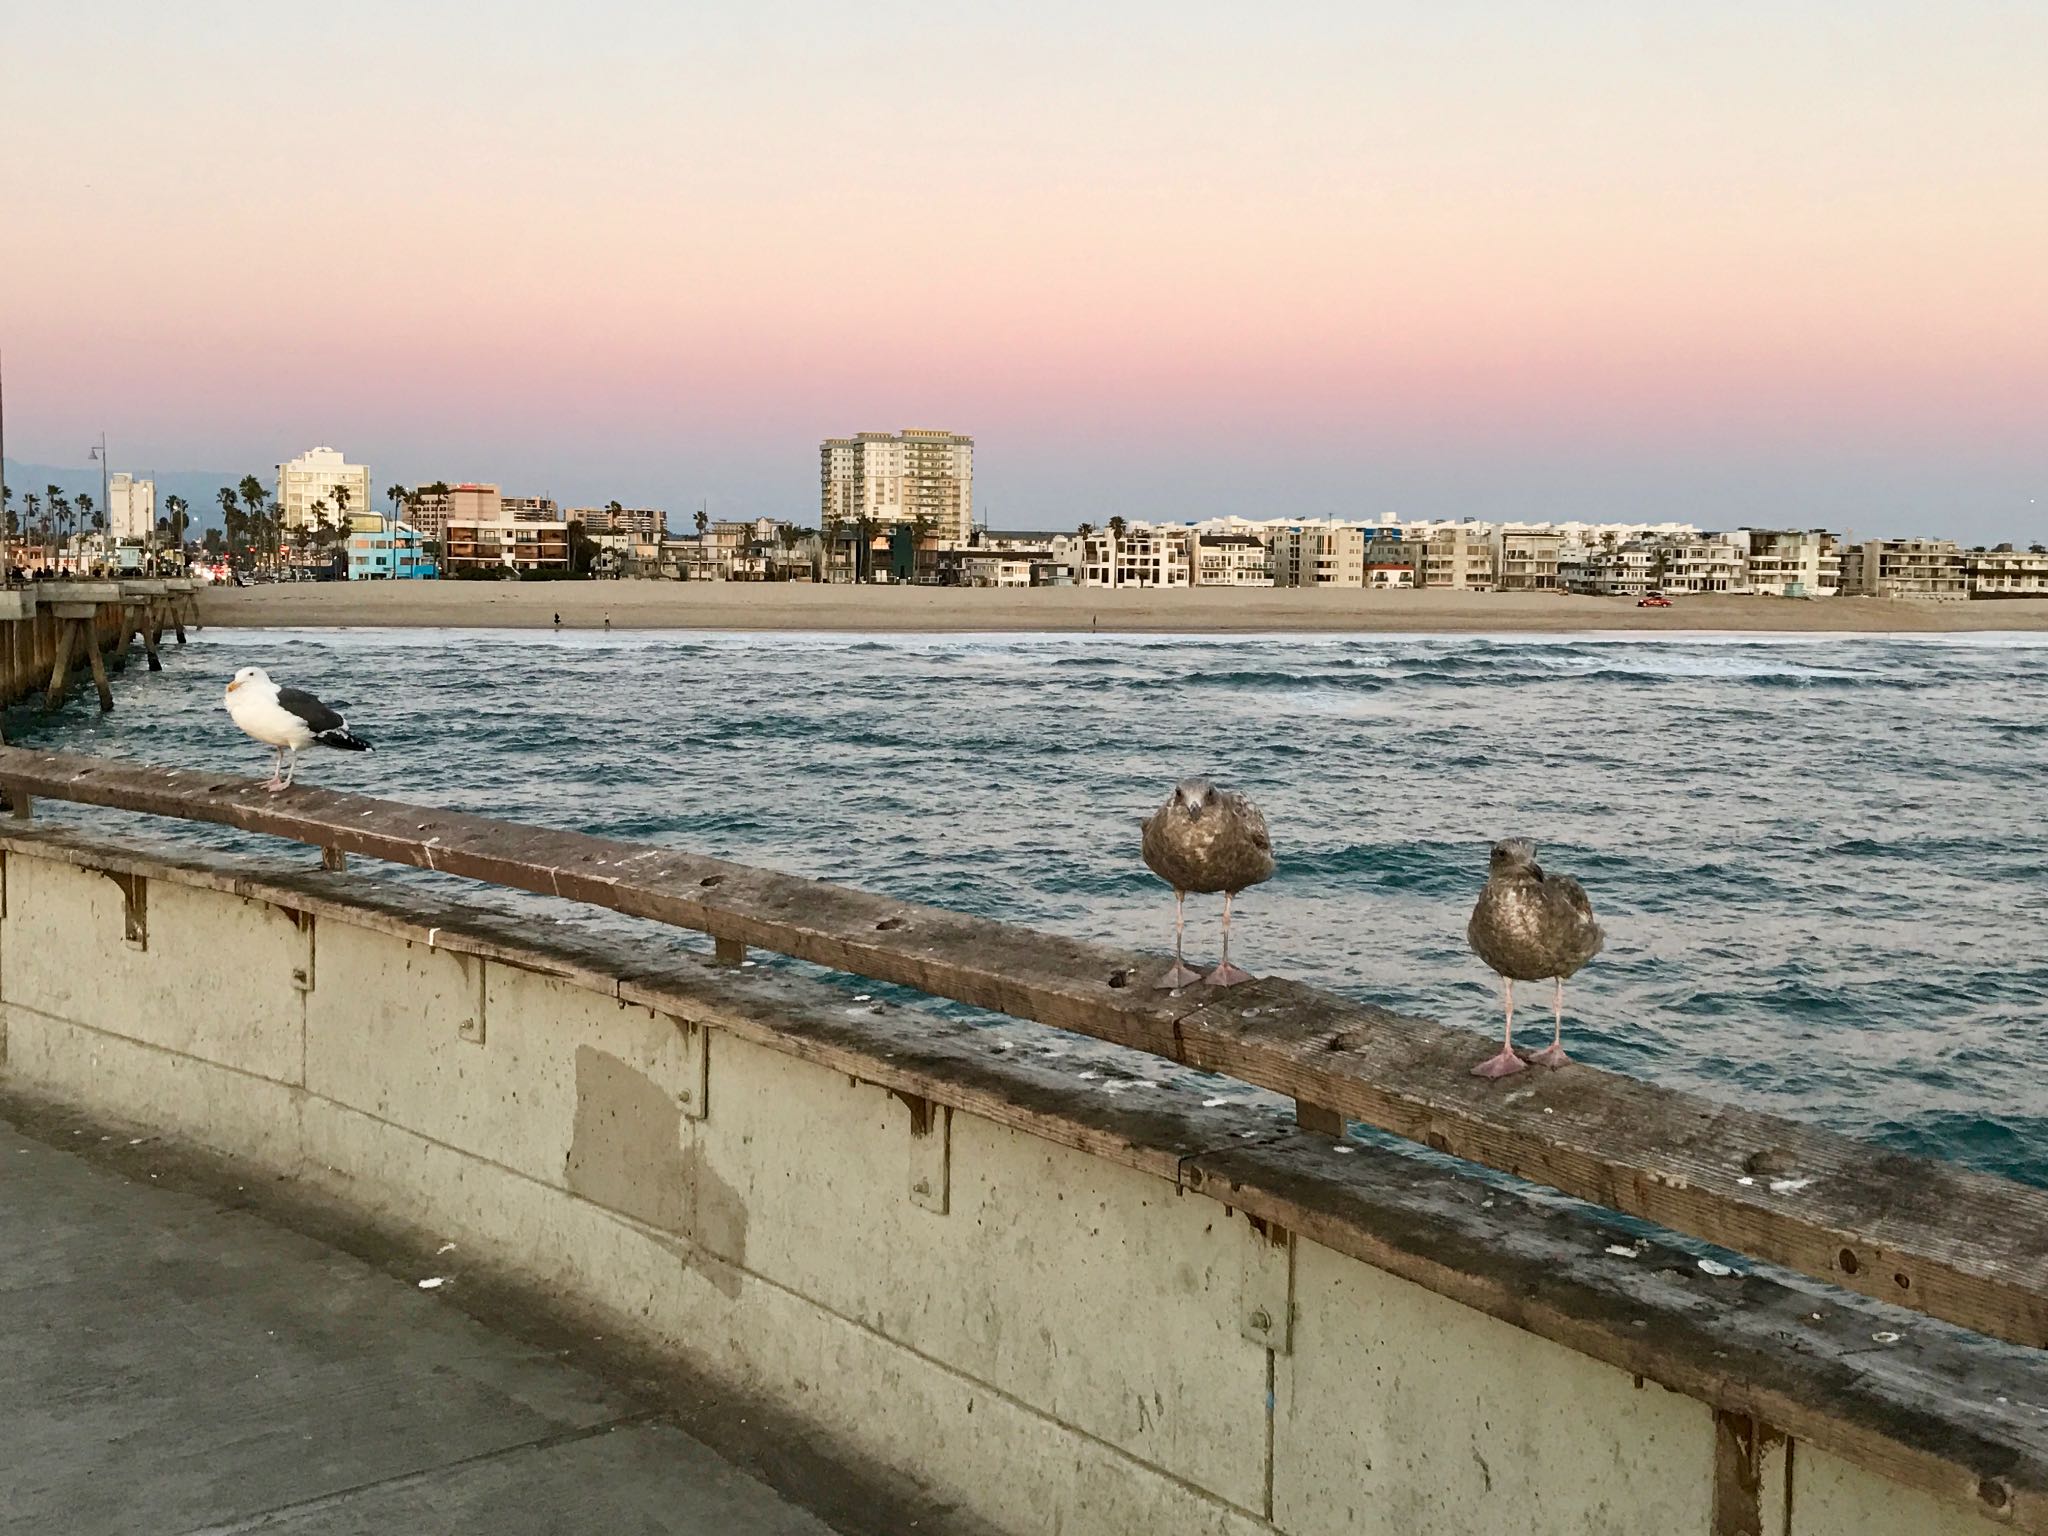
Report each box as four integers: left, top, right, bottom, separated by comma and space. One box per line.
3, 2, 2044, 539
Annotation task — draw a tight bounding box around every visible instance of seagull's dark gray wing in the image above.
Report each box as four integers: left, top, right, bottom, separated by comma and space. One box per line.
275, 687, 347, 734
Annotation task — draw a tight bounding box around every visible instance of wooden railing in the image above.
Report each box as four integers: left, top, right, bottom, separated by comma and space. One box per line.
6, 745, 2046, 1353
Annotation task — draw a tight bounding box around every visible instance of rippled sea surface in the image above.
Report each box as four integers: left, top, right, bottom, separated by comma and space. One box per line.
12, 626, 2046, 1186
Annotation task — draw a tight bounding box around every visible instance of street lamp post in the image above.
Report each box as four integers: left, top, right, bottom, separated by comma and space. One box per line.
86, 433, 108, 577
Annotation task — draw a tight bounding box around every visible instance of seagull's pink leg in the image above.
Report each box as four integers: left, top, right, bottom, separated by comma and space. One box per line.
1205, 890, 1255, 987
1529, 976, 1570, 1068
1157, 890, 1203, 990
1472, 978, 1526, 1078
261, 747, 287, 793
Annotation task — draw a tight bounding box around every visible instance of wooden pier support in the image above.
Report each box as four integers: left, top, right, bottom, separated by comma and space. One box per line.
84, 627, 115, 711
141, 613, 163, 672
42, 622, 76, 712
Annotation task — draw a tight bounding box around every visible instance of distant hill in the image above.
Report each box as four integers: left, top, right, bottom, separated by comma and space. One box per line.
3, 460, 253, 531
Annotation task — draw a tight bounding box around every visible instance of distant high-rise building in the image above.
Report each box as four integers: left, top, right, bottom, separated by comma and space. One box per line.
820, 429, 973, 544
567, 505, 664, 539
276, 446, 372, 532
106, 473, 155, 541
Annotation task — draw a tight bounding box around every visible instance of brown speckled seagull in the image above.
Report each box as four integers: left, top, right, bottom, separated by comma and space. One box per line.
1141, 777, 1276, 989
1465, 838, 1604, 1078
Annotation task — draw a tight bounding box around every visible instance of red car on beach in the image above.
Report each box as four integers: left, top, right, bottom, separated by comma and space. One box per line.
1638, 594, 1672, 607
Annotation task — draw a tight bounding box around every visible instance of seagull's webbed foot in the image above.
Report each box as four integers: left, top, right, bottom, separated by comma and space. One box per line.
1156, 960, 1204, 991
1471, 1048, 1527, 1079
1204, 961, 1255, 988
1528, 1042, 1570, 1069
261, 777, 289, 794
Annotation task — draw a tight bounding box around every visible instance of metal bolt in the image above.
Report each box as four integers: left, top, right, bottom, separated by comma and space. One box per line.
1249, 1308, 1272, 1333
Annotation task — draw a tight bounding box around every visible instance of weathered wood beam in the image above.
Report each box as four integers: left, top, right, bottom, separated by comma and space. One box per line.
2, 746, 2045, 1352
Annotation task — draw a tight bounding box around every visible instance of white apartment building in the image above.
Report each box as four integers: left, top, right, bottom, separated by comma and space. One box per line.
105, 473, 155, 541
1658, 537, 1750, 595
1412, 526, 1493, 590
1077, 525, 1191, 587
1733, 529, 1840, 597
1491, 530, 1564, 591
1195, 534, 1274, 586
1841, 539, 1968, 600
1562, 544, 1657, 597
568, 504, 663, 539
276, 446, 372, 532
1268, 523, 1368, 587
820, 429, 974, 544
1965, 545, 2048, 599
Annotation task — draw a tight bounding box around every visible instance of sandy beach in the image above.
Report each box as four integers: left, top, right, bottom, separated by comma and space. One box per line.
195, 580, 2048, 634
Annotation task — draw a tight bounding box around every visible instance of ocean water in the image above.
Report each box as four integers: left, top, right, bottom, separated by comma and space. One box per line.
10, 626, 2046, 1187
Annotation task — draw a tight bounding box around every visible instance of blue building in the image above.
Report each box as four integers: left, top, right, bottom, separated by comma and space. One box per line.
348, 522, 437, 580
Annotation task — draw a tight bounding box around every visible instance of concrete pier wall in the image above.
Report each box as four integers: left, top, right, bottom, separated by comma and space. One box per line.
0, 842, 2015, 1536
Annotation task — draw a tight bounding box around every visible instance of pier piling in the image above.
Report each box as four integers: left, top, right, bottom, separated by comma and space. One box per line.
7, 580, 197, 714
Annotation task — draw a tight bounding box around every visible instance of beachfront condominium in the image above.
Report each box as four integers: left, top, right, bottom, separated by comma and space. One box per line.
820, 430, 974, 544
276, 446, 372, 532
1415, 526, 1494, 590
105, 473, 155, 541
1194, 534, 1275, 586
1734, 529, 1841, 597
404, 484, 507, 544
1841, 538, 1968, 600
1490, 529, 1564, 591
1965, 544, 2048, 599
1077, 524, 1192, 587
1267, 523, 1367, 586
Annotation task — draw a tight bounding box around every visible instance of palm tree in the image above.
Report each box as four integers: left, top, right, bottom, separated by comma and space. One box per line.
693, 507, 710, 579
49, 491, 71, 572
238, 476, 268, 569
44, 485, 63, 569
218, 488, 242, 567
20, 491, 38, 572
74, 492, 97, 570
384, 483, 407, 575
164, 494, 189, 550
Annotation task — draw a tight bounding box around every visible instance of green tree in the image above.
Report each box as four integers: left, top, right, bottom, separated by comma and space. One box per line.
566, 518, 596, 577
238, 475, 268, 569
164, 494, 189, 548
218, 488, 243, 566
49, 489, 71, 571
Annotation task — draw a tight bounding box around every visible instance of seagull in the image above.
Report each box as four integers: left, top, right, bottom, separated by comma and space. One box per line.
1141, 777, 1276, 989
1465, 838, 1605, 1078
223, 667, 372, 792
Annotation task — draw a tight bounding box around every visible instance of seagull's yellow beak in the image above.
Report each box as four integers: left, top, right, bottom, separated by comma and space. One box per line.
225, 679, 242, 694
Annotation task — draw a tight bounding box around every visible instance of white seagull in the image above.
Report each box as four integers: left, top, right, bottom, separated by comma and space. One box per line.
223, 667, 372, 792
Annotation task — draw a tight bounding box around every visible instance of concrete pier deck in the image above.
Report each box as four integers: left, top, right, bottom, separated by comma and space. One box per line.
0, 1109, 856, 1536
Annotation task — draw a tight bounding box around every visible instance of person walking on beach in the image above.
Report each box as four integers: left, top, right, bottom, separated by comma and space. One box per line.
604, 614, 611, 632
553, 612, 561, 630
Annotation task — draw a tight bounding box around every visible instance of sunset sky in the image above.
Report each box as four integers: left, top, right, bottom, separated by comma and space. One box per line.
4, 1, 2044, 539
